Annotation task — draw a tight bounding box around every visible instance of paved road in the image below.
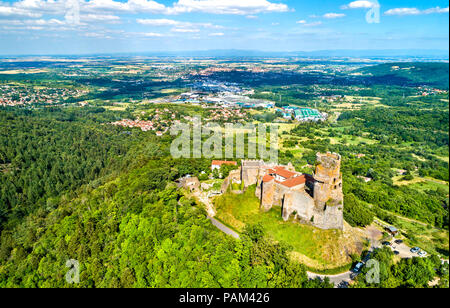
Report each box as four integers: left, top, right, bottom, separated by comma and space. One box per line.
207, 216, 240, 239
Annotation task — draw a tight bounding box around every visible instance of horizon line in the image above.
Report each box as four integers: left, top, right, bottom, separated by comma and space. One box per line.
0, 48, 449, 58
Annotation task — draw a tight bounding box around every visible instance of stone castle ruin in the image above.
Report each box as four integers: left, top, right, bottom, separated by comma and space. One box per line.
235, 152, 344, 230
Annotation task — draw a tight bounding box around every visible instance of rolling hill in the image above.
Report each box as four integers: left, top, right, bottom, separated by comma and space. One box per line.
355, 62, 449, 89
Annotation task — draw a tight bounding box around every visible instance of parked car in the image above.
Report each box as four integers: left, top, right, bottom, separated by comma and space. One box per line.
411, 247, 420, 254
382, 241, 391, 246
393, 251, 400, 255
352, 262, 364, 273
418, 251, 428, 257
395, 240, 403, 244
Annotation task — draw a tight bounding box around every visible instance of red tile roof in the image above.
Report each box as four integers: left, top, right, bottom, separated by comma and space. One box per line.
280, 175, 306, 188
262, 175, 275, 183
270, 166, 297, 179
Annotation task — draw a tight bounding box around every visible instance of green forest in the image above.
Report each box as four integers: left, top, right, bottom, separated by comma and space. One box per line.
0, 108, 333, 288
0, 60, 448, 289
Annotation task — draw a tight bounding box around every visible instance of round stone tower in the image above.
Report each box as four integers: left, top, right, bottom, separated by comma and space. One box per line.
313, 152, 343, 207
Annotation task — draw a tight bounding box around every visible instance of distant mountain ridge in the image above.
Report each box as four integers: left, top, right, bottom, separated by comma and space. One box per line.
113, 49, 450, 58
1, 49, 448, 58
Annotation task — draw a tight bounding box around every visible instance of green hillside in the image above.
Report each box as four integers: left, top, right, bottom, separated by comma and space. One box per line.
356, 62, 449, 89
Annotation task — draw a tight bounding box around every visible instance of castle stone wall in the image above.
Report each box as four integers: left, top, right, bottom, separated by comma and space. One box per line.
226, 153, 344, 230
282, 191, 315, 222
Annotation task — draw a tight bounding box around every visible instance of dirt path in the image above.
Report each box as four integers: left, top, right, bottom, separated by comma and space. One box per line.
194, 191, 216, 217
207, 216, 240, 239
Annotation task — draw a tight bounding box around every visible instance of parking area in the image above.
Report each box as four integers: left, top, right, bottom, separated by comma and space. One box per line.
389, 241, 417, 259
383, 239, 428, 259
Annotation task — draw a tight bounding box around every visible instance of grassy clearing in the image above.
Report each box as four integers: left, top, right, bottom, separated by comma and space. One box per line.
393, 175, 449, 193
329, 135, 378, 146
214, 187, 366, 270
408, 179, 449, 194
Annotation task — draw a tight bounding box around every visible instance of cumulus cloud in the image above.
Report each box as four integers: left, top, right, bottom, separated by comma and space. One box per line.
171, 28, 199, 32
209, 32, 224, 36
137, 18, 222, 29
83, 0, 167, 13
167, 0, 289, 15
0, 0, 291, 22
297, 20, 322, 27
81, 13, 121, 22
0, 4, 42, 17
0, 0, 290, 37
384, 8, 420, 16
423, 6, 449, 14
143, 32, 164, 37
323, 13, 345, 19
137, 18, 223, 35
384, 6, 449, 16
137, 18, 181, 26
341, 1, 379, 10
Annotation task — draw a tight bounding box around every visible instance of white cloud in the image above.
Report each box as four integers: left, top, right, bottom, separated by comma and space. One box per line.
81, 14, 121, 22
1, 0, 291, 21
83, 32, 112, 39
167, 0, 289, 15
137, 18, 181, 26
297, 20, 322, 27
171, 28, 199, 32
0, 18, 64, 25
209, 32, 224, 36
0, 5, 42, 17
385, 6, 449, 16
323, 13, 345, 19
341, 1, 378, 10
0, 0, 167, 18
143, 32, 164, 37
136, 18, 224, 35
423, 6, 449, 14
303, 21, 322, 27
384, 8, 420, 16
83, 0, 166, 14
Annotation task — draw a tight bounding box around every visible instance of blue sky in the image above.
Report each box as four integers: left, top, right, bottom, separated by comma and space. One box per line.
0, 0, 448, 55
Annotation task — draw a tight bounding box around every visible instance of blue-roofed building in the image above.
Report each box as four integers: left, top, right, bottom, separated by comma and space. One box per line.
294, 107, 324, 122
